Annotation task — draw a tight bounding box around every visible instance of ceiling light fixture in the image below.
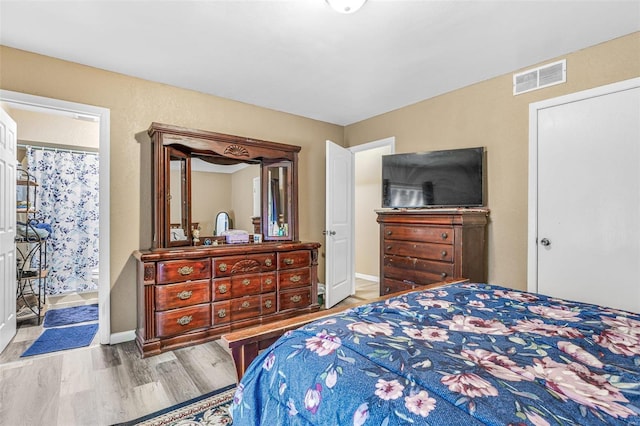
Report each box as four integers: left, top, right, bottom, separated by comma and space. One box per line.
326, 0, 367, 14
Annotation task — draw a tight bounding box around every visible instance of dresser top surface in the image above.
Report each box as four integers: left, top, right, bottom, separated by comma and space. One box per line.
134, 241, 320, 261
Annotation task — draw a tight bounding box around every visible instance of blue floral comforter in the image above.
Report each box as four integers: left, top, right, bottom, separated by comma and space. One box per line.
230, 283, 640, 425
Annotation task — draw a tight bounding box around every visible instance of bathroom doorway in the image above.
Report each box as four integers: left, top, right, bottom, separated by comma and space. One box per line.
0, 90, 110, 359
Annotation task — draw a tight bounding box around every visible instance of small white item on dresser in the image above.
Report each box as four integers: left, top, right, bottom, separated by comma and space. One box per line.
222, 229, 250, 244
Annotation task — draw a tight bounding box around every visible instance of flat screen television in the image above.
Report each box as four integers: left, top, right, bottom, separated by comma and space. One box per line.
382, 147, 485, 208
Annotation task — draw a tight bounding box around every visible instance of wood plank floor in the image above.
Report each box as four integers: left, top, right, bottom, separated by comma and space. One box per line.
0, 279, 378, 425
0, 339, 237, 425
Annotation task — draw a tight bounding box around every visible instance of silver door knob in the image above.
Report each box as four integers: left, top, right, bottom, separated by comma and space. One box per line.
322, 230, 336, 236
540, 238, 551, 247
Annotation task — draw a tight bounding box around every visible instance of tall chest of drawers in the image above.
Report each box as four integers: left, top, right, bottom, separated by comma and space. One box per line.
377, 209, 489, 296
134, 242, 320, 357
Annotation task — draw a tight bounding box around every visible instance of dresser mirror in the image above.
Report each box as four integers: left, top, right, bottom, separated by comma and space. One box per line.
167, 148, 190, 246
265, 161, 292, 239
214, 211, 230, 235
148, 123, 300, 249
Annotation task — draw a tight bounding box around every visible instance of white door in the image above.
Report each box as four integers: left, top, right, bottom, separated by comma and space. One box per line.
325, 140, 354, 308
0, 107, 17, 353
530, 80, 640, 312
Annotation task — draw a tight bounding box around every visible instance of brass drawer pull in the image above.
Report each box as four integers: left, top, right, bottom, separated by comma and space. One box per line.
290, 275, 301, 283
265, 278, 273, 285
218, 309, 227, 318
441, 272, 448, 279
265, 258, 272, 267
241, 301, 251, 308
178, 266, 193, 276
386, 230, 392, 236
177, 315, 192, 326
242, 278, 251, 286
386, 245, 392, 251
283, 258, 295, 265
218, 284, 228, 294
177, 290, 192, 300
441, 250, 447, 258
291, 295, 302, 303
264, 300, 273, 309
441, 232, 448, 240
218, 263, 227, 272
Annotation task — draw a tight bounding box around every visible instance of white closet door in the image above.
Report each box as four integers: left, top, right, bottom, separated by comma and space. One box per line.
534, 84, 640, 312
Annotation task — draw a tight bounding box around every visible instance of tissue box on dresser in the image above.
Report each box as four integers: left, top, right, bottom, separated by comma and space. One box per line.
222, 230, 250, 244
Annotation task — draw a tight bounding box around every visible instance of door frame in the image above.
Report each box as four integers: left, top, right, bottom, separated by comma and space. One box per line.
527, 77, 640, 294
0, 90, 111, 345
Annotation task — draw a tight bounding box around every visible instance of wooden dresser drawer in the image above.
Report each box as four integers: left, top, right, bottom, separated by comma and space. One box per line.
262, 293, 277, 315
384, 255, 455, 283
383, 225, 454, 244
262, 272, 276, 293
157, 259, 210, 284
154, 279, 211, 311
279, 267, 311, 290
231, 274, 262, 297
212, 278, 231, 301
278, 250, 311, 270
381, 278, 418, 296
212, 300, 231, 325
279, 287, 312, 311
230, 296, 261, 322
381, 278, 454, 296
155, 304, 211, 337
384, 240, 453, 262
212, 253, 276, 277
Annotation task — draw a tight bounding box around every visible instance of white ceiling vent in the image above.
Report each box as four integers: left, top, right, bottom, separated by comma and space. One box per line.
513, 59, 566, 95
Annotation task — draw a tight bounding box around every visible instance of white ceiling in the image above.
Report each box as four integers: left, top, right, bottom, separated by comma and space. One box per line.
1, 0, 638, 126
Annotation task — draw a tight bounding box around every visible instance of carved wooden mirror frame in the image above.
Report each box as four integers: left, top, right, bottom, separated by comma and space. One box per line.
148, 122, 300, 249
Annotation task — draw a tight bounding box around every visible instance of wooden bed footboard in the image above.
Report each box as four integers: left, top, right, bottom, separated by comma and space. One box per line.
221, 279, 467, 381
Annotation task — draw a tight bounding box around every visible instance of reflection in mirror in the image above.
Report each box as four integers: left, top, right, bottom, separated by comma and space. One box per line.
267, 164, 290, 238
215, 212, 230, 236
191, 161, 260, 236
169, 151, 189, 243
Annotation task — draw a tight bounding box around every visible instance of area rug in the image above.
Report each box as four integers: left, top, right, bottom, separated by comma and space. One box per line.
114, 384, 236, 426
42, 303, 98, 328
21, 323, 99, 357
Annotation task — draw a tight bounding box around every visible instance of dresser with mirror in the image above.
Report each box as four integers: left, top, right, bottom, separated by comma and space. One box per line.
134, 123, 320, 357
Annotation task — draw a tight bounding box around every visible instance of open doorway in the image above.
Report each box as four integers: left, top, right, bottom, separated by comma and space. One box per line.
0, 90, 110, 362
351, 137, 394, 302
16, 112, 100, 306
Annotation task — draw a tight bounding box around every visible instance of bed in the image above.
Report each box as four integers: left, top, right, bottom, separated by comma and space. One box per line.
227, 282, 640, 425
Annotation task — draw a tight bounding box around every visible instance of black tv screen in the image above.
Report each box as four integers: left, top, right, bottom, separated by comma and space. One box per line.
382, 147, 485, 208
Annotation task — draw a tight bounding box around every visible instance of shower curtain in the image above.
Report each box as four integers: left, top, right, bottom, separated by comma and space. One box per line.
27, 147, 100, 295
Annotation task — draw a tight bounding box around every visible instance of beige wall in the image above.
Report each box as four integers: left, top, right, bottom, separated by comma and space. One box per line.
191, 171, 233, 235
345, 32, 640, 291
9, 108, 99, 150
0, 45, 343, 334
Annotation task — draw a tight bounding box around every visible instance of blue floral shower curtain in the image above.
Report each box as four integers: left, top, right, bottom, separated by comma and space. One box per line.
27, 147, 100, 295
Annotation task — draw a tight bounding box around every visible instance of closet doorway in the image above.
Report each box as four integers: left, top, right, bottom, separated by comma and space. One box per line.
0, 90, 111, 346
528, 78, 640, 312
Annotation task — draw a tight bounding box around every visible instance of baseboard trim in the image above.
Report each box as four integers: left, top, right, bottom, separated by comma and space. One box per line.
110, 330, 136, 345
355, 273, 379, 282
